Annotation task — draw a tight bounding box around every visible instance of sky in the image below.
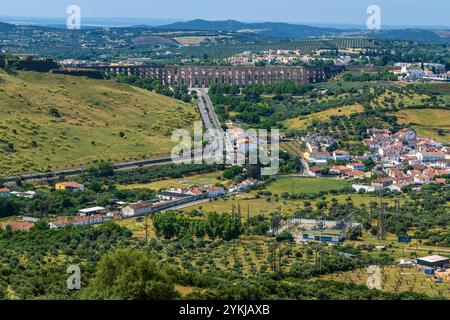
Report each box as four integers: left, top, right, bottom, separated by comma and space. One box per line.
0, 0, 448, 27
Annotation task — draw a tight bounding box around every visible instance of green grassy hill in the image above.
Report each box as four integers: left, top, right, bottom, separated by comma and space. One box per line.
0, 71, 199, 176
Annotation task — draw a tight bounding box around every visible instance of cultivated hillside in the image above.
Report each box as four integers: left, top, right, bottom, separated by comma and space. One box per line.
0, 71, 199, 176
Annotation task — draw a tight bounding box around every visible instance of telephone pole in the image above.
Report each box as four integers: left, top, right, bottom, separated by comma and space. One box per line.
145, 213, 148, 244
378, 193, 386, 240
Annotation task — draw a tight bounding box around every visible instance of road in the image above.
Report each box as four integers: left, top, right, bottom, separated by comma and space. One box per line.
299, 152, 315, 177
194, 88, 214, 130
201, 88, 224, 134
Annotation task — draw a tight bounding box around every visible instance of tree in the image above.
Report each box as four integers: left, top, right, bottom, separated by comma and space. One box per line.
84, 248, 179, 300
276, 231, 294, 242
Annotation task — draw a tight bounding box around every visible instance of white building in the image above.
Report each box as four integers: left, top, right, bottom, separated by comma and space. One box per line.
121, 202, 153, 217
333, 150, 350, 162
78, 206, 106, 217
416, 151, 446, 162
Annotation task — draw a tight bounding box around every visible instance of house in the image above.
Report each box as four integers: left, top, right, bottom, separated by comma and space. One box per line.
304, 151, 331, 161
311, 159, 328, 166
396, 128, 417, 141
414, 175, 432, 184
352, 184, 381, 193
6, 221, 35, 231
121, 202, 153, 217
206, 187, 225, 198
186, 187, 208, 197
347, 170, 365, 178
156, 192, 193, 201
417, 255, 450, 269
55, 182, 85, 192
330, 166, 352, 175
372, 177, 395, 188
388, 184, 404, 192
10, 191, 36, 199
49, 215, 111, 229
416, 152, 446, 163
78, 206, 107, 217
436, 158, 450, 169
0, 188, 11, 197
333, 150, 350, 162
310, 166, 324, 175
347, 162, 365, 171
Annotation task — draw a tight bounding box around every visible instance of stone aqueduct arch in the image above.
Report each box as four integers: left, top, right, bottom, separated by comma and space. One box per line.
96, 65, 338, 87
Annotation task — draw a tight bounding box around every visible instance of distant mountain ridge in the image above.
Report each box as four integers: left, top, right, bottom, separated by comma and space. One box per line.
157, 19, 353, 38
158, 19, 450, 43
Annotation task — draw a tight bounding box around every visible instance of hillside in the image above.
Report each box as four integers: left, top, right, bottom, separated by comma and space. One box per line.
0, 71, 199, 176
392, 108, 450, 143
158, 19, 346, 38
158, 19, 450, 43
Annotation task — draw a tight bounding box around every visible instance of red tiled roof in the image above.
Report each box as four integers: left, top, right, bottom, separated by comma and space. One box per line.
7, 221, 34, 231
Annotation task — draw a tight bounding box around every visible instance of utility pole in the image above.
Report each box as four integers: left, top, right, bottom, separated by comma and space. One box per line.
378, 193, 386, 240
246, 203, 250, 227
145, 213, 148, 244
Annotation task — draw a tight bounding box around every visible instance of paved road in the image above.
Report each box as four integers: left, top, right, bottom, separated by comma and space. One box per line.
194, 89, 214, 130
201, 88, 224, 134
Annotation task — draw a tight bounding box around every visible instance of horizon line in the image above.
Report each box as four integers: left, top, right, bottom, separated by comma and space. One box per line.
1, 15, 449, 29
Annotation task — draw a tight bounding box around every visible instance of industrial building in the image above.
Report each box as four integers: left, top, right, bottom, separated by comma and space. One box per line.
416, 255, 450, 269
302, 229, 345, 243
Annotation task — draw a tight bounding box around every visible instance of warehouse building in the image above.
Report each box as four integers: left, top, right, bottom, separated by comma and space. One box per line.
302, 229, 345, 243
416, 255, 450, 269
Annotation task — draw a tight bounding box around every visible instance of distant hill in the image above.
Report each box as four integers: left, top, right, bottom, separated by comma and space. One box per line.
360, 28, 450, 44
0, 21, 16, 31
0, 70, 199, 175
158, 19, 450, 43
158, 19, 350, 38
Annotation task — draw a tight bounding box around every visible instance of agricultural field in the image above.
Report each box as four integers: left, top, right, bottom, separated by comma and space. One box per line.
392, 108, 450, 143
182, 192, 384, 217
263, 176, 350, 195
284, 104, 364, 131
115, 216, 156, 238
0, 70, 199, 175
318, 266, 450, 299
117, 171, 228, 191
